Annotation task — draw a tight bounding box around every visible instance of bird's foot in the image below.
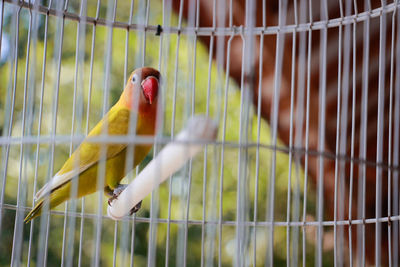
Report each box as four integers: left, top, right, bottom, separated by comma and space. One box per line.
129, 201, 142, 215
107, 184, 142, 214
107, 184, 128, 206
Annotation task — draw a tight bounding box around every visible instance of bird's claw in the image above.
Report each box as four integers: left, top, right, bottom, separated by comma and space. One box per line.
129, 201, 142, 215
107, 184, 142, 214
107, 197, 114, 206
107, 184, 128, 206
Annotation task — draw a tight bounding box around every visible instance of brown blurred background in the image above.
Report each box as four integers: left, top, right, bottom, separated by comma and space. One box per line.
173, 0, 400, 264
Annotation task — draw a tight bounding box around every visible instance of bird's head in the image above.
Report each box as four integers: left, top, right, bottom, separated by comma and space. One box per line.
119, 67, 161, 110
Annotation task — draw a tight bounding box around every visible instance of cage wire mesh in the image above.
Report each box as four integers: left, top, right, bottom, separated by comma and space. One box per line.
0, 0, 399, 266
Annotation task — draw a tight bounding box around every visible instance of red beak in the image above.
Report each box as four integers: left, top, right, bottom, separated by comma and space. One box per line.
141, 76, 159, 104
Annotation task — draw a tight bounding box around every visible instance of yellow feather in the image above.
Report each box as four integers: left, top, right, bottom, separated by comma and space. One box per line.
25, 104, 156, 223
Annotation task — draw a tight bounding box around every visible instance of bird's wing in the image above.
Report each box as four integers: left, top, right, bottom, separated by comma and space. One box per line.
35, 106, 136, 201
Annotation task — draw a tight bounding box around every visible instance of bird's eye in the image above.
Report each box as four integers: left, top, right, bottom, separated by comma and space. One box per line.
131, 74, 137, 83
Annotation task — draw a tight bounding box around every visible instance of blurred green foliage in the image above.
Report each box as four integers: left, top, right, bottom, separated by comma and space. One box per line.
0, 0, 333, 266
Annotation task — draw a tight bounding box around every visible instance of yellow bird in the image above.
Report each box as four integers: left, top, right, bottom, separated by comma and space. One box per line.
24, 67, 161, 223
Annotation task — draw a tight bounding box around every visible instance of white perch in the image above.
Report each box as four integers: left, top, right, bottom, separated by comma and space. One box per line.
107, 115, 218, 220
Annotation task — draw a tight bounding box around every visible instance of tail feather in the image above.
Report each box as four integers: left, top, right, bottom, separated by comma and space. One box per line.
24, 199, 45, 223
24, 189, 68, 223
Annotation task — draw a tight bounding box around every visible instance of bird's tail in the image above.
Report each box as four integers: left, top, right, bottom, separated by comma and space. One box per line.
24, 190, 67, 223
24, 198, 45, 223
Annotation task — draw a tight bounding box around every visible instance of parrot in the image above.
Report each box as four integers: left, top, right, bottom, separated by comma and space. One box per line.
24, 67, 161, 223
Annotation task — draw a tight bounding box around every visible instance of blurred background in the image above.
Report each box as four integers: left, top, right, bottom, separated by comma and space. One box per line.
0, 0, 399, 266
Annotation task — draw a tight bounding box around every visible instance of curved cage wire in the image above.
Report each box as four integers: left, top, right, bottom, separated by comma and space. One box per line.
0, 0, 399, 266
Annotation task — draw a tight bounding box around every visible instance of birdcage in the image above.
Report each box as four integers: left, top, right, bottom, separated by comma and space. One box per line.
0, 0, 399, 266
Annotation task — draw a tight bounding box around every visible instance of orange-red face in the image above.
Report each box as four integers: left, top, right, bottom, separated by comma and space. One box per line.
120, 67, 161, 110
